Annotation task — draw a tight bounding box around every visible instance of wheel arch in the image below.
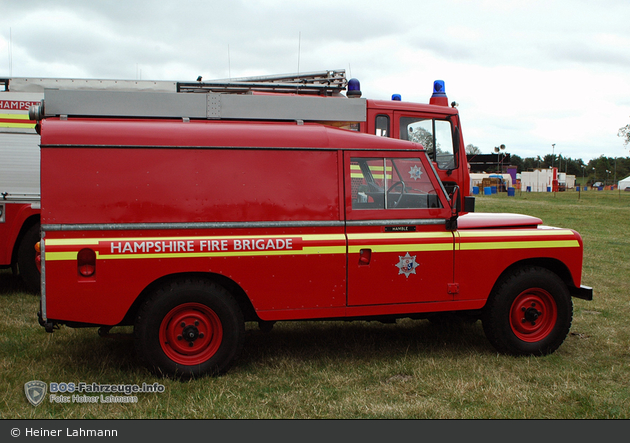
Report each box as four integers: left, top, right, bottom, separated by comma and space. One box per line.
120, 271, 258, 327
489, 257, 574, 303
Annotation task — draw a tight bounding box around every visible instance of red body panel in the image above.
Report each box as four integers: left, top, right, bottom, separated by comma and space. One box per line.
454, 228, 584, 302
41, 147, 341, 224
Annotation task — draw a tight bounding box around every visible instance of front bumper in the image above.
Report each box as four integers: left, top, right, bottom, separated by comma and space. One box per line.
570, 285, 593, 301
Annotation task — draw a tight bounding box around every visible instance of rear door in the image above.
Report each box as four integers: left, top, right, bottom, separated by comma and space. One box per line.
345, 151, 456, 306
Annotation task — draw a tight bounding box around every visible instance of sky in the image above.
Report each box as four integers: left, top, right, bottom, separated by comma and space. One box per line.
2, 0, 630, 162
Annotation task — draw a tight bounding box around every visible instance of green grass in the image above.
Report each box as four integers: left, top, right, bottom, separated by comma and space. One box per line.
1, 189, 629, 418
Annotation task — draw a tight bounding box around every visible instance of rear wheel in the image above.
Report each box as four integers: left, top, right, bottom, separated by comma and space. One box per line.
135, 278, 244, 378
17, 223, 40, 294
482, 267, 572, 356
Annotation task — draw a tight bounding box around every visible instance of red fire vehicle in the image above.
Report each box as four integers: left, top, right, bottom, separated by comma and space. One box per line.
2, 72, 472, 292
0, 87, 42, 292
32, 90, 591, 378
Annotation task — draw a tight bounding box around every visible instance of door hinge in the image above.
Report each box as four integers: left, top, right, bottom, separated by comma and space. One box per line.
447, 283, 459, 294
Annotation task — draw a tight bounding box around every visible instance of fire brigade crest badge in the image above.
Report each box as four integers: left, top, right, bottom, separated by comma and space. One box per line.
408, 165, 423, 180
396, 252, 419, 278
24, 380, 47, 406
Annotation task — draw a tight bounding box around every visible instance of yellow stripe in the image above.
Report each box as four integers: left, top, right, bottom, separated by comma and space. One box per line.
0, 113, 31, 120
44, 235, 347, 261
350, 164, 392, 180
0, 122, 35, 128
46, 238, 102, 246
44, 234, 579, 261
0, 113, 35, 128
459, 240, 580, 251
349, 232, 452, 240
45, 234, 346, 247
45, 251, 78, 261
46, 245, 346, 261
458, 229, 575, 238
350, 165, 392, 172
349, 243, 452, 254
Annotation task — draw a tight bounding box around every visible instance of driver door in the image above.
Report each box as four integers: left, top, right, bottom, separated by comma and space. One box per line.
345, 151, 456, 306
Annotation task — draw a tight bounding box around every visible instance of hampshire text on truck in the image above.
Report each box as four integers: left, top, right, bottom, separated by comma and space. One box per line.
25, 428, 118, 437
108, 237, 296, 254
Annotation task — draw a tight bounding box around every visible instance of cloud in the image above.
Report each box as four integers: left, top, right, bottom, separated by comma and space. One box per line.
2, 0, 630, 161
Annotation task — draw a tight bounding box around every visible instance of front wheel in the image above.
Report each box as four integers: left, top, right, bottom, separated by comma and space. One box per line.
482, 267, 572, 356
134, 278, 244, 378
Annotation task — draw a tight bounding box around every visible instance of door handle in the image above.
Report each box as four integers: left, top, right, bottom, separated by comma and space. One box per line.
359, 248, 372, 265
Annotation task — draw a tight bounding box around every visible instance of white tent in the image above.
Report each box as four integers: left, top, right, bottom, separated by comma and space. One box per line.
619, 175, 630, 191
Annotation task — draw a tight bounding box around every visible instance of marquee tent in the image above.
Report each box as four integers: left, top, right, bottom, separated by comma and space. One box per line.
619, 175, 630, 191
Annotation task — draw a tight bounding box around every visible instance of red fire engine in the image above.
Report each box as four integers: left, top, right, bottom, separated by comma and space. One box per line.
2, 72, 472, 292
31, 89, 591, 378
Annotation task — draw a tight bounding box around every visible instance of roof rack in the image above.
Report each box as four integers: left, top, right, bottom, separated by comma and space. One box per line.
31, 87, 366, 123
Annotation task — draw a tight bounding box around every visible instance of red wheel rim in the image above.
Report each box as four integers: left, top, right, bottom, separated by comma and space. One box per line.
509, 288, 557, 342
159, 303, 223, 365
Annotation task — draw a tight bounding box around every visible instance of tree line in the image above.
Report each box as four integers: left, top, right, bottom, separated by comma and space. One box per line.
466, 144, 629, 185
508, 154, 630, 185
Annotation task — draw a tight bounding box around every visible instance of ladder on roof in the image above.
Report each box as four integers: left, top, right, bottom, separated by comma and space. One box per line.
177, 69, 348, 96
1, 70, 348, 96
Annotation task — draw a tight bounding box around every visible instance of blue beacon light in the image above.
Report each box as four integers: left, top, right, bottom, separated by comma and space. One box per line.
391, 94, 401, 101
430, 80, 449, 106
347, 78, 362, 98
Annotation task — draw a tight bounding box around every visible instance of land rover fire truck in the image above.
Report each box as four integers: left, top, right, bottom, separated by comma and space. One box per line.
2, 71, 472, 292
31, 89, 592, 378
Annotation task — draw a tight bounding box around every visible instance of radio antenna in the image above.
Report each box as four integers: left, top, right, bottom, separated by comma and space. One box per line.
9, 28, 13, 77
297, 32, 301, 75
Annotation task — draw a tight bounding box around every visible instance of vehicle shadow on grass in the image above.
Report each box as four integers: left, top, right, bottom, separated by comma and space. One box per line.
0, 269, 36, 295
41, 319, 491, 379
238, 319, 492, 369
37, 327, 149, 378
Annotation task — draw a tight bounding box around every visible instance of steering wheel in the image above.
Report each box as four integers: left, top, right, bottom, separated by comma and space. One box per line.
386, 181, 406, 208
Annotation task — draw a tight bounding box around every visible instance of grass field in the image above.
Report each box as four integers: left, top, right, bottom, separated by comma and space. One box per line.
1, 189, 629, 419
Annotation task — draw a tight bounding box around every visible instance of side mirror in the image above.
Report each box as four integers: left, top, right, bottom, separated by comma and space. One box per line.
464, 196, 475, 213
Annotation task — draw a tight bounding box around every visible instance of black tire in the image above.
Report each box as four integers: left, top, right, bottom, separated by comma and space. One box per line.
17, 223, 41, 294
134, 278, 244, 378
482, 266, 572, 356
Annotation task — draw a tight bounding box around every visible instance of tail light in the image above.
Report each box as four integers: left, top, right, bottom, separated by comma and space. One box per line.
35, 241, 41, 273
77, 248, 96, 277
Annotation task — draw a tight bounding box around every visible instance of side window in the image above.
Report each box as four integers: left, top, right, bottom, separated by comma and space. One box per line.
400, 117, 456, 170
434, 120, 455, 170
375, 115, 390, 137
351, 157, 443, 210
